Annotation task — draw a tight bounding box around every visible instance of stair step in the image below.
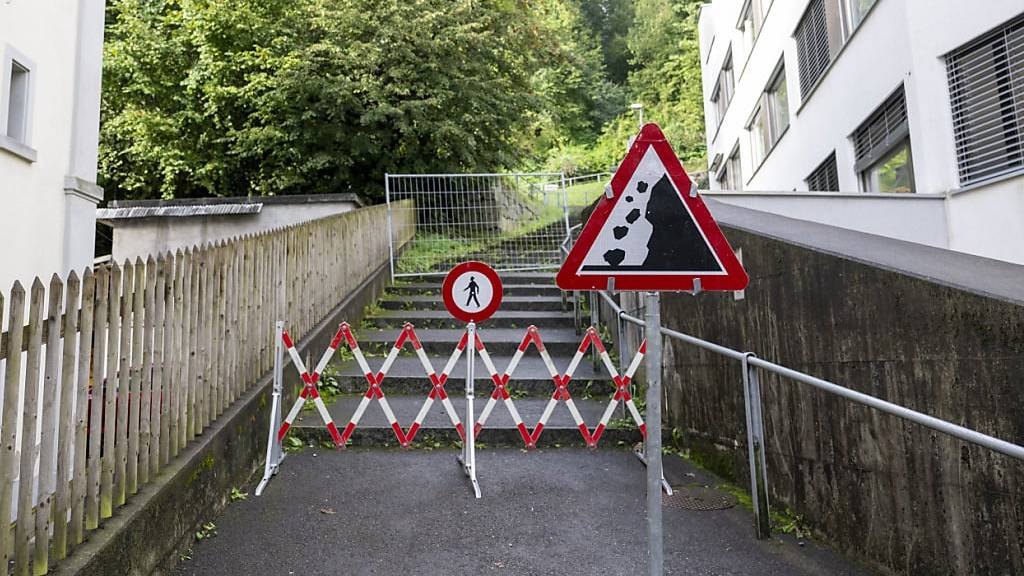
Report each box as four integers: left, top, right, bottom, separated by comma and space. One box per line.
364, 310, 575, 330
352, 328, 592, 356
389, 283, 564, 297
397, 272, 558, 285
289, 396, 642, 448
379, 295, 568, 312
327, 355, 617, 396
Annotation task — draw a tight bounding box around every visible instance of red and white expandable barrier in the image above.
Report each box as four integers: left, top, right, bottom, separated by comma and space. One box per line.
258, 320, 660, 496
340, 323, 466, 447
277, 326, 345, 446
274, 322, 468, 449
475, 326, 647, 449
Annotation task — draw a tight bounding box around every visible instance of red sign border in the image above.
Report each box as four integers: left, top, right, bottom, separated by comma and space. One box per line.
556, 123, 749, 292
442, 261, 504, 324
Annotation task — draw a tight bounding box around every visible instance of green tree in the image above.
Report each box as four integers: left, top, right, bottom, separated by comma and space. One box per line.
100, 0, 548, 202
584, 0, 706, 173
579, 0, 635, 85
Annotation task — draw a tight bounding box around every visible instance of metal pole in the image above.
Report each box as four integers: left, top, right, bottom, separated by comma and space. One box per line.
384, 173, 395, 284
560, 172, 571, 239
590, 292, 599, 369
459, 322, 482, 498
256, 320, 286, 496
644, 292, 663, 576
742, 354, 771, 538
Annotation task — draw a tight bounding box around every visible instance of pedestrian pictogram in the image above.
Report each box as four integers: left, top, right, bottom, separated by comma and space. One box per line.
556, 123, 748, 292
442, 261, 503, 323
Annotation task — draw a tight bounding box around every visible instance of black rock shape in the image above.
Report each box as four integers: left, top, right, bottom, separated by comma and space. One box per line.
613, 226, 628, 240
642, 174, 721, 272
625, 208, 641, 224
636, 181, 648, 193
603, 249, 626, 267
625, 196, 634, 202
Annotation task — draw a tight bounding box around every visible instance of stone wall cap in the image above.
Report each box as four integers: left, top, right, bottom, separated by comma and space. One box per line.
707, 199, 1024, 306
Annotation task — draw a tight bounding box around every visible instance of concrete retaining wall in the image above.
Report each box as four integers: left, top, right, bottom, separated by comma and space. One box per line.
658, 224, 1024, 575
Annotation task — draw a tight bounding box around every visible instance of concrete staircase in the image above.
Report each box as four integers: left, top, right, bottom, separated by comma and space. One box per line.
291, 272, 643, 448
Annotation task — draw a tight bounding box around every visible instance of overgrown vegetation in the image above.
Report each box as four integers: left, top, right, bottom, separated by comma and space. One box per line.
99, 0, 707, 202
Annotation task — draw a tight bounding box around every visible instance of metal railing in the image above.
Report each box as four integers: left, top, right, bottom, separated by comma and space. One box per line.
558, 213, 1024, 538
592, 288, 1024, 539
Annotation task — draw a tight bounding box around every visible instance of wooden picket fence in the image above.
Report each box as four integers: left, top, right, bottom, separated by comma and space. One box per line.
0, 201, 413, 575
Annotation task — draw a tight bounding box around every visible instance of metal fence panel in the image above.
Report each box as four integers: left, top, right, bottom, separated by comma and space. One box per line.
386, 173, 579, 277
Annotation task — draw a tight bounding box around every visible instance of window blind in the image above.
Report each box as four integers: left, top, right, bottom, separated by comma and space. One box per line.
806, 153, 839, 191
945, 14, 1023, 186
795, 0, 831, 96
852, 87, 907, 165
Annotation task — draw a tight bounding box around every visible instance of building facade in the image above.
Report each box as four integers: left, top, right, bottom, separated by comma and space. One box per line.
0, 0, 106, 290
698, 0, 1024, 264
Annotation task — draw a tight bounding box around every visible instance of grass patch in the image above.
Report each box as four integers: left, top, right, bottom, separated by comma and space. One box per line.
564, 180, 605, 206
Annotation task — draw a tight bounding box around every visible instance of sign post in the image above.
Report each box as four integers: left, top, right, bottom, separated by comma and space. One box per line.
443, 261, 503, 499
643, 293, 663, 576
557, 123, 749, 576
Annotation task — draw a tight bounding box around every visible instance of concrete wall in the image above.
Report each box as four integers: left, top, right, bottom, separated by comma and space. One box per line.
0, 0, 104, 290
657, 224, 1024, 575
107, 200, 360, 262
698, 0, 1024, 264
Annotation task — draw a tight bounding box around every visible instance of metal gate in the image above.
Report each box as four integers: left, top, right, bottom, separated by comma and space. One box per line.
385, 172, 573, 278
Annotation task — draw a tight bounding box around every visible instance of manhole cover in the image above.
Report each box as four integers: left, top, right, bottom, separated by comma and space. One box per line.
663, 486, 737, 511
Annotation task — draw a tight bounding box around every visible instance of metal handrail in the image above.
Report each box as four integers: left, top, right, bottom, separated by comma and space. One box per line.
596, 290, 1024, 461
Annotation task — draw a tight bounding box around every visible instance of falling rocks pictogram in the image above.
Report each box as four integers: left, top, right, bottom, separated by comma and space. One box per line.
640, 174, 720, 271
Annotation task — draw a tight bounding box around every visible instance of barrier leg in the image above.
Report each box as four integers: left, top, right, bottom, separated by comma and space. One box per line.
456, 322, 481, 498
256, 321, 287, 496
632, 444, 673, 496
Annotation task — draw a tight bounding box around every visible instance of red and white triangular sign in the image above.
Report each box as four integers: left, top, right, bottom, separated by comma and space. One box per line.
557, 123, 748, 292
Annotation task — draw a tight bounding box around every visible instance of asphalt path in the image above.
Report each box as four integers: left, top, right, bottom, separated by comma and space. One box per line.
174, 448, 876, 576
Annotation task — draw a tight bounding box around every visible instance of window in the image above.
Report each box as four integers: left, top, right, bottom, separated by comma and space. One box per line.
747, 64, 789, 168
794, 0, 875, 98
711, 50, 735, 132
841, 0, 877, 38
945, 13, 1024, 186
737, 0, 771, 64
852, 86, 914, 193
748, 104, 768, 167
863, 142, 914, 193
806, 153, 839, 191
6, 61, 29, 142
1, 46, 34, 159
717, 145, 743, 191
767, 66, 789, 138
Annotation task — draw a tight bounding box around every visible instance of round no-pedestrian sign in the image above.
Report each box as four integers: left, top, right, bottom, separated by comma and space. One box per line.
442, 261, 503, 324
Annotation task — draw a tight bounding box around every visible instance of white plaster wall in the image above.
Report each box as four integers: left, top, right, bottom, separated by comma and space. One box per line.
698, 0, 1024, 264
705, 191, 950, 248
110, 202, 360, 262
946, 175, 1024, 265
902, 0, 1024, 195
0, 1, 78, 290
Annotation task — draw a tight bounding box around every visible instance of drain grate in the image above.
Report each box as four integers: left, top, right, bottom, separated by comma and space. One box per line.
663, 486, 737, 511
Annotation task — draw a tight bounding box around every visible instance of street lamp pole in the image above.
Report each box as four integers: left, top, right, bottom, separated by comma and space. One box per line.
630, 102, 644, 128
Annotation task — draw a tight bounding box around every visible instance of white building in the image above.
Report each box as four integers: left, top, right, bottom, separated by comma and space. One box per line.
0, 0, 106, 290
698, 0, 1024, 264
